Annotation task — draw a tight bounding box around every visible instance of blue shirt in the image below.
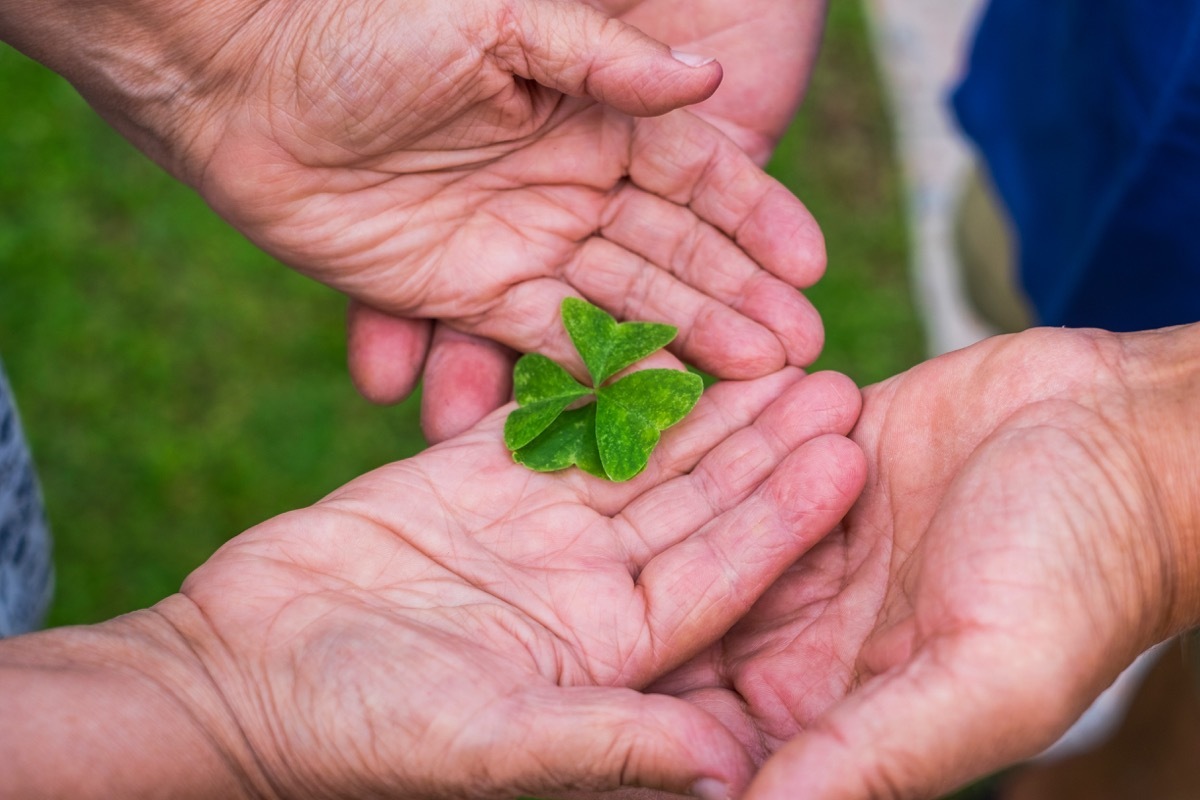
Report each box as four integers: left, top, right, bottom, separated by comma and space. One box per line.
954, 0, 1200, 331
0, 360, 52, 637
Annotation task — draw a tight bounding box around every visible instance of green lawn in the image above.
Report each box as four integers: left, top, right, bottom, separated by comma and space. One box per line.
1, 0, 977, 793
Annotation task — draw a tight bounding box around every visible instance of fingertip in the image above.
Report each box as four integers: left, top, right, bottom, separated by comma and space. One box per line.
731, 276, 825, 367
796, 316, 826, 367
638, 692, 755, 798
346, 302, 432, 405
592, 54, 723, 116
503, 1, 722, 117
678, 305, 787, 380
771, 434, 866, 528
753, 370, 862, 451
802, 370, 865, 434
743, 184, 827, 290
420, 327, 515, 444
776, 291, 825, 367
795, 214, 828, 286
634, 52, 723, 115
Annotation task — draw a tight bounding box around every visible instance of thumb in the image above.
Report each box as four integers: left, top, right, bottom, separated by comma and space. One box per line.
490, 686, 753, 800
487, 0, 722, 116
742, 635, 1086, 800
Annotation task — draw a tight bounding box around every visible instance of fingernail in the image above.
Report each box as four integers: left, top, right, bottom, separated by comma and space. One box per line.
691, 778, 732, 800
671, 50, 716, 68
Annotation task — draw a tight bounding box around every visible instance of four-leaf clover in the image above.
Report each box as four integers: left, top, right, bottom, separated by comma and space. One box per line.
504, 299, 703, 481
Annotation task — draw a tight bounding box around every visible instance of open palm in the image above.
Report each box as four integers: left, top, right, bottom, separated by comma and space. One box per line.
164, 367, 864, 798
156, 0, 825, 391
614, 329, 1188, 800
334, 0, 832, 438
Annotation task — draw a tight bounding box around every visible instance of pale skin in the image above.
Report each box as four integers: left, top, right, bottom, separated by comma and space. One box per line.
0, 367, 867, 799
0, 0, 829, 444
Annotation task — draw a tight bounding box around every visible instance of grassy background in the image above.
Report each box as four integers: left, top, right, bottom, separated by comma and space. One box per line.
2, 0, 983, 794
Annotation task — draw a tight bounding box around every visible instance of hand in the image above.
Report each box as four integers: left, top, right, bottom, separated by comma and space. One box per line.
629, 326, 1200, 800
1, 366, 865, 798
347, 0, 832, 442
2, 0, 825, 434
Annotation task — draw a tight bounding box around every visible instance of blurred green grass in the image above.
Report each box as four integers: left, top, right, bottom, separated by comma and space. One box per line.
0, 53, 430, 624
0, 0, 923, 690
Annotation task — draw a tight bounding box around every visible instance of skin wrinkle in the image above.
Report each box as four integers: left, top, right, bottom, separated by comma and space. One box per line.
669, 300, 719, 364
145, 605, 279, 799
673, 136, 723, 212
990, 411, 1152, 642
265, 599, 357, 788
462, 285, 569, 364
669, 210, 719, 287
729, 181, 781, 256
429, 501, 648, 681
601, 189, 759, 301
190, 595, 302, 780
610, 514, 659, 579
1083, 412, 1178, 635
318, 488, 518, 609
90, 0, 267, 174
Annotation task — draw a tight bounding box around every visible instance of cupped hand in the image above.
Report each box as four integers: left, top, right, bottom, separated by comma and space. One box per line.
132, 0, 825, 419
348, 0, 831, 441
157, 366, 864, 799
611, 327, 1195, 800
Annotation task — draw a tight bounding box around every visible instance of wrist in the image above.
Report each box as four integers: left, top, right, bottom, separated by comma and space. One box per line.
1120, 322, 1200, 638
0, 596, 269, 798
0, 0, 264, 178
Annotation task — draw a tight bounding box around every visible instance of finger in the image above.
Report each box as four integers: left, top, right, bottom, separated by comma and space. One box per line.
421, 324, 516, 444
493, 686, 753, 800
629, 112, 826, 293
599, 186, 824, 366
638, 434, 867, 670
467, 269, 776, 386
346, 301, 431, 404
567, 366, 807, 513
466, 277, 591, 381
619, 371, 862, 563
562, 237, 788, 378
492, 0, 723, 117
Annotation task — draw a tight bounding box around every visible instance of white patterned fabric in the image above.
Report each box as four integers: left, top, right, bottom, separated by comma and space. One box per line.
0, 360, 52, 637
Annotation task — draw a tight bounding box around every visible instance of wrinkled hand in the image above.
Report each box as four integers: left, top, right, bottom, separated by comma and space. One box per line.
609, 327, 1200, 800
112, 0, 826, 432
354, 0, 832, 442
145, 366, 864, 798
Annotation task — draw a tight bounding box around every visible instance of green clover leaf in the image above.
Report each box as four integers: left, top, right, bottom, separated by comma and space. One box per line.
512, 404, 606, 478
562, 297, 678, 385
506, 299, 702, 481
503, 354, 591, 449
595, 369, 704, 481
